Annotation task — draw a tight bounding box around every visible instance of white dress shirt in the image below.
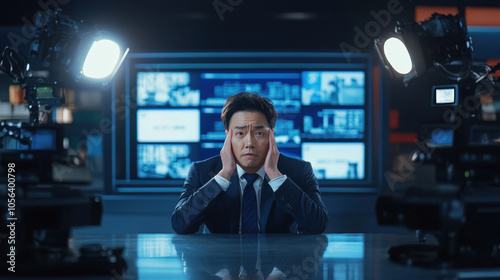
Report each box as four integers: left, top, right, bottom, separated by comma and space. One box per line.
214, 164, 287, 233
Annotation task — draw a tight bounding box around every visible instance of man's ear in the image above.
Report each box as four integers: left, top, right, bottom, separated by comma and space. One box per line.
225, 129, 229, 135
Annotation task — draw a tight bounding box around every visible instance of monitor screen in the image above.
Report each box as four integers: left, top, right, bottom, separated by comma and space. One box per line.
431, 84, 458, 106
108, 52, 380, 192
137, 109, 200, 142
2, 125, 61, 151
137, 144, 198, 179
302, 142, 365, 180
420, 123, 454, 148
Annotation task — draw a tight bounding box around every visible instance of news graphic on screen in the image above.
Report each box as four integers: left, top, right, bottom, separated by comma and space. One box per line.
274, 117, 302, 147
200, 142, 224, 160
302, 108, 364, 139
137, 109, 200, 142
109, 53, 379, 192
201, 107, 226, 141
302, 71, 365, 106
137, 72, 200, 106
137, 144, 198, 179
201, 72, 301, 106
200, 72, 303, 148
302, 142, 365, 180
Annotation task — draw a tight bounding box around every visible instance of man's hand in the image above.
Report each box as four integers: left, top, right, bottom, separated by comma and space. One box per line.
264, 129, 282, 180
218, 129, 236, 180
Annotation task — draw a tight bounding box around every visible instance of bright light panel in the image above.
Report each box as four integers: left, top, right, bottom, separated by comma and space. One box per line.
82, 39, 121, 79
383, 37, 413, 75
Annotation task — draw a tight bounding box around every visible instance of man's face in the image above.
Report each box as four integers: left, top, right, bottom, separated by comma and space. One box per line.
227, 110, 271, 174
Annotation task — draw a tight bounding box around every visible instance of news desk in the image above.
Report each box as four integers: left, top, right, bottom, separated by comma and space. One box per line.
6, 233, 500, 279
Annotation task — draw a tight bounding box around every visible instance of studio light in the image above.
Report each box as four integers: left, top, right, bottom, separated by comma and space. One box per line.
375, 13, 473, 83
30, 10, 129, 84
382, 37, 412, 75
0, 9, 128, 126
82, 39, 123, 79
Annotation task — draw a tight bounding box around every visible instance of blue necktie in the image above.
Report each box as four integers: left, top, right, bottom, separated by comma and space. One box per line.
242, 173, 259, 234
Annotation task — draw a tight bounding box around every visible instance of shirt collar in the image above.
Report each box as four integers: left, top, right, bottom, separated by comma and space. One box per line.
236, 164, 266, 181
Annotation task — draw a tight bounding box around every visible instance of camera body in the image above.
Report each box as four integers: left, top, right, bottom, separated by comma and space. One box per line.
377, 72, 500, 267
419, 74, 500, 187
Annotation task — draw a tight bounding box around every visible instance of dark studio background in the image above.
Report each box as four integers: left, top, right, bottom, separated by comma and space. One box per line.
0, 0, 499, 234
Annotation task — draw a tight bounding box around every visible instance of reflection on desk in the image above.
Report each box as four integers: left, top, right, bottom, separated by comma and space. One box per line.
17, 233, 499, 280
172, 234, 329, 280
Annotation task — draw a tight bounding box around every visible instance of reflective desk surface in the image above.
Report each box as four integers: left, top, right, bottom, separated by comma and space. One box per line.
6, 233, 500, 279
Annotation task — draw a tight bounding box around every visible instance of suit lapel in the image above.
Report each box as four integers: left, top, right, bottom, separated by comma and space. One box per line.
226, 171, 241, 233
260, 177, 274, 233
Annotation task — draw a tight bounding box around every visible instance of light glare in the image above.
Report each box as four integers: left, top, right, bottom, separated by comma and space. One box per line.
383, 37, 412, 75
82, 39, 121, 79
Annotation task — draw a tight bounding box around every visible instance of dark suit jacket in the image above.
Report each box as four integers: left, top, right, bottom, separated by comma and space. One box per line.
171, 154, 328, 234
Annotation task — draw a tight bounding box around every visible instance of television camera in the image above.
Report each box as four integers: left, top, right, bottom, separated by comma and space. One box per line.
0, 10, 127, 275
375, 13, 500, 267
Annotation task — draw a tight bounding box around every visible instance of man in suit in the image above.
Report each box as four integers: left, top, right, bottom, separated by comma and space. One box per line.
171, 92, 328, 234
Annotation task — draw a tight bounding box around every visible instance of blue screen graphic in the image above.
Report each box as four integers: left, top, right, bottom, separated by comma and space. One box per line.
302, 71, 365, 105
137, 144, 199, 179
134, 70, 367, 180
11, 128, 58, 151
106, 52, 382, 193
